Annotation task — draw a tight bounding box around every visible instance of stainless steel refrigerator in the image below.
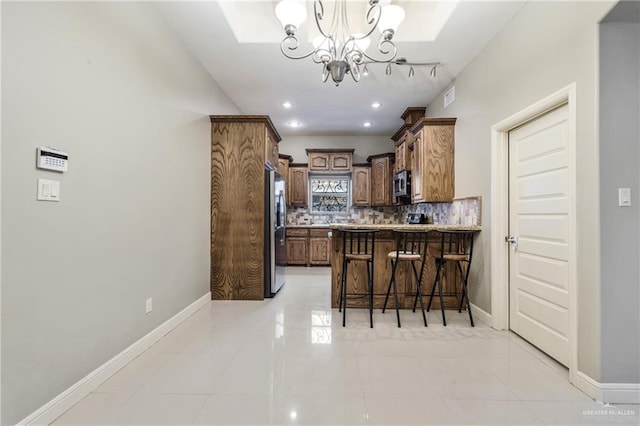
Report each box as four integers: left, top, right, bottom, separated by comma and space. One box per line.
265, 167, 286, 297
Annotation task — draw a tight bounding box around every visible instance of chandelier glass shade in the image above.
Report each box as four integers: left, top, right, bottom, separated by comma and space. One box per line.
275, 0, 435, 86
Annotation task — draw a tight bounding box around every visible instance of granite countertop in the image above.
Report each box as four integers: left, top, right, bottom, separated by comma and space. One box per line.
286, 224, 334, 228
329, 223, 481, 231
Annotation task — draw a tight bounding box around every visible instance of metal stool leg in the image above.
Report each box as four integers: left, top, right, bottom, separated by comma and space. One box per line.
342, 260, 349, 327
427, 259, 442, 312
411, 261, 428, 327
457, 262, 465, 313
391, 266, 401, 328
411, 262, 420, 312
382, 259, 397, 313
458, 261, 474, 327
436, 267, 447, 326
367, 260, 373, 328
339, 258, 347, 313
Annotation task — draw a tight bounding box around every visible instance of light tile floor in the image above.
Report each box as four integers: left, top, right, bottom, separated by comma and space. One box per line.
53, 267, 639, 425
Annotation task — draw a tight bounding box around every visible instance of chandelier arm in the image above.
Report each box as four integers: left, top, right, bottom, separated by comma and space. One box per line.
314, 1, 333, 40
360, 40, 398, 63
344, 2, 380, 54
377, 38, 396, 56
362, 3, 382, 39
312, 47, 333, 64
280, 36, 320, 60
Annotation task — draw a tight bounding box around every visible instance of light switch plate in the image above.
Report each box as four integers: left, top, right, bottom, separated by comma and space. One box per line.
37, 179, 60, 202
618, 188, 631, 207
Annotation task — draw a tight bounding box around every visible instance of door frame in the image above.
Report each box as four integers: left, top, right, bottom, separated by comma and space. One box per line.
490, 83, 578, 381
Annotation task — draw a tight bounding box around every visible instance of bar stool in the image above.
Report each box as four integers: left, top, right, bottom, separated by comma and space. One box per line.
338, 229, 378, 328
382, 230, 429, 328
427, 230, 476, 326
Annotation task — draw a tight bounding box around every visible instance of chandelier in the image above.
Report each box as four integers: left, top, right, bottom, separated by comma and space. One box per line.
275, 0, 439, 86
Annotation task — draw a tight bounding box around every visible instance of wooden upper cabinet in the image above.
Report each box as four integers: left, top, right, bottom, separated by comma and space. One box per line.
401, 107, 427, 126
368, 153, 395, 206
410, 135, 423, 202
330, 153, 352, 171
306, 149, 354, 172
392, 107, 425, 174
394, 131, 415, 173
409, 118, 456, 203
288, 165, 308, 206
308, 152, 330, 170
278, 154, 292, 183
265, 127, 280, 167
352, 165, 371, 206
395, 139, 405, 173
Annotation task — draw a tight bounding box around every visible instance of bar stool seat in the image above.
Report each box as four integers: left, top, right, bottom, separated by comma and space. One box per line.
440, 254, 469, 262
382, 230, 430, 328
346, 253, 374, 262
428, 230, 476, 327
387, 251, 422, 261
338, 229, 378, 328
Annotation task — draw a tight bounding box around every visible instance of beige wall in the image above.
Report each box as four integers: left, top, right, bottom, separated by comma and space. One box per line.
426, 1, 616, 381
1, 2, 239, 424
279, 135, 395, 164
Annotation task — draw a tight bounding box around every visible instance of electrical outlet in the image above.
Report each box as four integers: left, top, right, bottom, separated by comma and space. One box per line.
145, 298, 152, 314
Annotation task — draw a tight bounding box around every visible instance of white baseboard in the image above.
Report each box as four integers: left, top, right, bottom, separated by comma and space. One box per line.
470, 303, 492, 326
574, 371, 640, 404
17, 292, 211, 426
574, 371, 602, 401
601, 382, 640, 404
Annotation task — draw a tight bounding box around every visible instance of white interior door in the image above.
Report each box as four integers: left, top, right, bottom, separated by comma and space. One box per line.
508, 104, 571, 366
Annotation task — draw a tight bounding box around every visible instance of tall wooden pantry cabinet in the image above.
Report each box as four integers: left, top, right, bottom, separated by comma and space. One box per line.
209, 115, 281, 300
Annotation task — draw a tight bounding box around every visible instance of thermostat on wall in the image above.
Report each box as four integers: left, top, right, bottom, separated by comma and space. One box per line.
36, 147, 68, 172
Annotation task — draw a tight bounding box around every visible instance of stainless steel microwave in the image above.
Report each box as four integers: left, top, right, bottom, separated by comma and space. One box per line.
393, 170, 411, 198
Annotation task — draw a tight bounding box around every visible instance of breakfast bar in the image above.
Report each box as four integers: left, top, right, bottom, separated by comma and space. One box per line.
330, 224, 481, 310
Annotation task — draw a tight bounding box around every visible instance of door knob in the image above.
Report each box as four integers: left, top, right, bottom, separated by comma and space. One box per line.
505, 236, 519, 250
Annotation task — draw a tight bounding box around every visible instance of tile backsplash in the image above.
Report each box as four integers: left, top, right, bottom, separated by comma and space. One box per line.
286, 196, 481, 226
399, 196, 482, 226
287, 206, 401, 226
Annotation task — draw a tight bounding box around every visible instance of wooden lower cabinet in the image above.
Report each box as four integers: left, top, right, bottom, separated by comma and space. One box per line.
286, 237, 308, 265
285, 227, 331, 266
309, 228, 331, 265
286, 228, 308, 265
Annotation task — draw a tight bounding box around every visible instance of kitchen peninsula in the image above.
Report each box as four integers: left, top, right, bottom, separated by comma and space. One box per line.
330, 224, 480, 310
278, 107, 482, 311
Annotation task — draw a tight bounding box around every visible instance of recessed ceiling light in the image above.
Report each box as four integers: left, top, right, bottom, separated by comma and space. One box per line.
371, 102, 381, 109
288, 120, 301, 128
282, 101, 292, 108
363, 122, 372, 127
